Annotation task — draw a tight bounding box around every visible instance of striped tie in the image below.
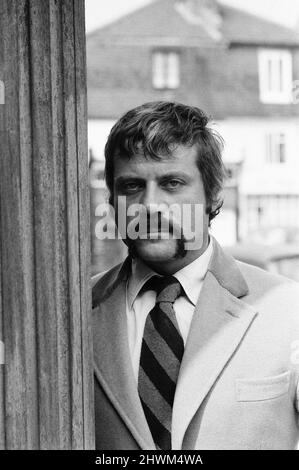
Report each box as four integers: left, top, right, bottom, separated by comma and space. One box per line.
138, 276, 184, 450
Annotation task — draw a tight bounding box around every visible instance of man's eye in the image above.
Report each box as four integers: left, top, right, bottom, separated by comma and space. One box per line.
163, 180, 184, 190
122, 182, 142, 193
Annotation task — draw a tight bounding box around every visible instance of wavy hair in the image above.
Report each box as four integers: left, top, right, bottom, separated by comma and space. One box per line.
104, 101, 226, 224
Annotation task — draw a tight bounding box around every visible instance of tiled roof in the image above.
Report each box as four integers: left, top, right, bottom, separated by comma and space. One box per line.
88, 88, 185, 119
221, 4, 299, 46
87, 0, 218, 48
87, 0, 299, 47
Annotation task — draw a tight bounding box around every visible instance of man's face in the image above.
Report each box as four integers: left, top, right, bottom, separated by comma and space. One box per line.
113, 144, 209, 265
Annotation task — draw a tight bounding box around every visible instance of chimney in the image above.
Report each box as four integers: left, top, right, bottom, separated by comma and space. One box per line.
175, 0, 223, 40
181, 0, 219, 16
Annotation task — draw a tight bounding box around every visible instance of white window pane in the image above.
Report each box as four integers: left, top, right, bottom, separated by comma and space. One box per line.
258, 49, 293, 104
152, 53, 165, 89
268, 59, 273, 92
271, 56, 280, 95
279, 57, 284, 93
152, 51, 180, 90
281, 52, 293, 96
265, 132, 287, 164
166, 53, 180, 89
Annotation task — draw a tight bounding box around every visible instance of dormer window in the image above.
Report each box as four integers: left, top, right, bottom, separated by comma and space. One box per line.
152, 51, 180, 89
258, 49, 293, 104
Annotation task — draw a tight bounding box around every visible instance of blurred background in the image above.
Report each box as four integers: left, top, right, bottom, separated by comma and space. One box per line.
86, 0, 299, 281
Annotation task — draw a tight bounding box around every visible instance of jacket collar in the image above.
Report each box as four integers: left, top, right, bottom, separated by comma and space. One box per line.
207, 235, 249, 298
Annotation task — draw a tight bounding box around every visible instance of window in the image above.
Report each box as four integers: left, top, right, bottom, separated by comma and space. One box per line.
152, 51, 180, 89
266, 133, 286, 164
247, 195, 299, 232
258, 49, 293, 104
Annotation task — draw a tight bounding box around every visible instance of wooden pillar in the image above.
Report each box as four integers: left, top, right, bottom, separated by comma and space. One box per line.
0, 0, 94, 449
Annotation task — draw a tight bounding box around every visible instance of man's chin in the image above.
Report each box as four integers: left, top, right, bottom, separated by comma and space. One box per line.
131, 239, 179, 263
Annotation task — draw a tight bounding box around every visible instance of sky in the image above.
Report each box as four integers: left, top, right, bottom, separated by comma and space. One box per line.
85, 0, 299, 34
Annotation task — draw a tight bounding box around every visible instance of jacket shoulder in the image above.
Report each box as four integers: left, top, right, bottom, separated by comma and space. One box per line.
237, 259, 299, 290
236, 259, 299, 316
92, 258, 130, 308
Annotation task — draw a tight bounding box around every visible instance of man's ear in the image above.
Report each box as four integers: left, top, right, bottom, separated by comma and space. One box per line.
209, 198, 224, 222
205, 204, 211, 216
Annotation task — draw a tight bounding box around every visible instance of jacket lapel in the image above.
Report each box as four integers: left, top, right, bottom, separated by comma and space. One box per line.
93, 260, 156, 450
172, 239, 258, 450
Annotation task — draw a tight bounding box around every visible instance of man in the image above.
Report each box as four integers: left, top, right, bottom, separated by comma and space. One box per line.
92, 101, 299, 450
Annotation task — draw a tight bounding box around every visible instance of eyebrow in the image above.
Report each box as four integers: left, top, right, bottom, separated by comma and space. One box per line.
114, 176, 144, 186
158, 172, 192, 180
114, 172, 192, 185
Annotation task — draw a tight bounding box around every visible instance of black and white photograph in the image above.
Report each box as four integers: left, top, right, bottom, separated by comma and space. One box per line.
0, 0, 299, 456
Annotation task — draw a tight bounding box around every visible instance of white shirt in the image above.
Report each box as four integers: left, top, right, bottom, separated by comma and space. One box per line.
126, 238, 214, 382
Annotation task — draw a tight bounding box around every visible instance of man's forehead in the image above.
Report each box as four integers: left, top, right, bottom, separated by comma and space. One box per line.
113, 144, 197, 165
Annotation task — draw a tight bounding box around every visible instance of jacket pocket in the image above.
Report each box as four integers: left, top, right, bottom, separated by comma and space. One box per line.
236, 371, 291, 402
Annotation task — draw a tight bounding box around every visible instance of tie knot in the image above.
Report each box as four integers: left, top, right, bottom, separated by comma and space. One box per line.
146, 275, 183, 304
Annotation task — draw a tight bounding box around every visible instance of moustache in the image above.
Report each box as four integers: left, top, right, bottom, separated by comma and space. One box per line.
133, 212, 181, 238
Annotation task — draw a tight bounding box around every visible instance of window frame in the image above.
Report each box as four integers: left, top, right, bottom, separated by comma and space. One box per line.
258, 48, 293, 104
265, 132, 287, 164
151, 50, 181, 90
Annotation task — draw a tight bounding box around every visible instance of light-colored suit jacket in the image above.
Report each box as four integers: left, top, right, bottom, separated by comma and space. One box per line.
92, 237, 299, 450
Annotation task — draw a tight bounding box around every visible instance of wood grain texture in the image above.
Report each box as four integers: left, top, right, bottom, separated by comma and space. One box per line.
73, 0, 94, 449
0, 193, 4, 450
0, 0, 94, 449
0, 7, 5, 451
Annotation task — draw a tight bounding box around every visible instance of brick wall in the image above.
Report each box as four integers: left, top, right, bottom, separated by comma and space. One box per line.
87, 39, 299, 119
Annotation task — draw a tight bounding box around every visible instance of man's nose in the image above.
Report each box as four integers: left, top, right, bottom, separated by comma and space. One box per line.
140, 181, 161, 208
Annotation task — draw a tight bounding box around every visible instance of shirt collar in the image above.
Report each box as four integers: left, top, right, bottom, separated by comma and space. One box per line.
174, 237, 213, 305
127, 237, 214, 309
